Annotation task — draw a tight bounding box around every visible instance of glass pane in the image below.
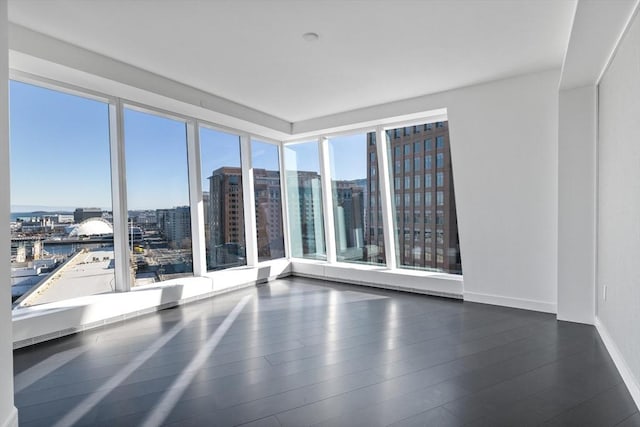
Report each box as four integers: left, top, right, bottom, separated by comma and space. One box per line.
329, 133, 385, 265
284, 141, 326, 260
252, 140, 285, 261
9, 81, 115, 305
387, 121, 461, 274
200, 127, 246, 271
124, 108, 193, 283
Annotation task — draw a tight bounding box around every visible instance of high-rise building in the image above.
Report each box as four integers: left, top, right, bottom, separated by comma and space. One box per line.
367, 121, 462, 273
254, 168, 285, 260
286, 170, 324, 258
208, 167, 245, 268
156, 206, 191, 248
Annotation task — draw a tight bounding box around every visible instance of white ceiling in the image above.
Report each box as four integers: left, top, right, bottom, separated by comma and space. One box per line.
8, 0, 577, 123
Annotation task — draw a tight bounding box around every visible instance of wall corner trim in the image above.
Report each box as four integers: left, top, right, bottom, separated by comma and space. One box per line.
595, 317, 640, 411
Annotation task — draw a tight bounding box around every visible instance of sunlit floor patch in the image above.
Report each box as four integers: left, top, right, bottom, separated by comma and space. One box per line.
52, 319, 190, 427
140, 294, 252, 427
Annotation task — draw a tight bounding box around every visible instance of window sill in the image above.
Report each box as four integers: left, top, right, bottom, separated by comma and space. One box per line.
12, 259, 291, 349
290, 258, 463, 298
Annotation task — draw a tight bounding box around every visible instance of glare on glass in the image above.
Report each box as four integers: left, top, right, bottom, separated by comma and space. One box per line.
284, 141, 326, 260
328, 133, 385, 265
251, 140, 285, 262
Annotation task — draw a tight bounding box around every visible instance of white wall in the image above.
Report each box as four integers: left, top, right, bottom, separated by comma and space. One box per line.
557, 85, 596, 324
0, 0, 19, 425
597, 6, 640, 408
447, 70, 559, 313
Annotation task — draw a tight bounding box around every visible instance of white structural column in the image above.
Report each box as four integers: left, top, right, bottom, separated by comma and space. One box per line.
109, 99, 131, 292
186, 121, 207, 276
557, 86, 597, 324
376, 127, 398, 269
319, 137, 337, 263
278, 142, 292, 260
1, 2, 19, 425
241, 135, 258, 267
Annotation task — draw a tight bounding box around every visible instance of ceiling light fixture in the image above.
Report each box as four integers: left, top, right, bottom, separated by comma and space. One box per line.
302, 32, 320, 42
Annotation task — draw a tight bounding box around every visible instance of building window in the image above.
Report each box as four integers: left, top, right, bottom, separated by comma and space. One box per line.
414, 157, 421, 171
425, 211, 433, 224
436, 122, 445, 128
414, 141, 422, 153
404, 176, 411, 189
394, 129, 401, 138
404, 193, 411, 207
425, 192, 432, 206
425, 174, 432, 187
425, 229, 432, 242
436, 153, 444, 168
425, 123, 433, 131
370, 151, 376, 161
404, 127, 411, 136
404, 144, 411, 155
425, 139, 433, 150
201, 127, 246, 271
404, 158, 411, 172
414, 192, 421, 205
394, 194, 401, 207
414, 175, 421, 189
395, 177, 401, 191
425, 155, 433, 170
436, 191, 444, 205
437, 172, 444, 187
436, 210, 444, 225
395, 160, 401, 174
436, 136, 445, 148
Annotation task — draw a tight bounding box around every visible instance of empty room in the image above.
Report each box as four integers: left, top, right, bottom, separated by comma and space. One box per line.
0, 0, 639, 426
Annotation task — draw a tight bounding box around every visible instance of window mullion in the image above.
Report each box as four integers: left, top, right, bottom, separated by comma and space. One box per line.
186, 121, 207, 276
109, 98, 131, 292
376, 126, 397, 269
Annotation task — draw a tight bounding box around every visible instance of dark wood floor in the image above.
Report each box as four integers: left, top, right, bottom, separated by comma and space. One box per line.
13, 277, 640, 427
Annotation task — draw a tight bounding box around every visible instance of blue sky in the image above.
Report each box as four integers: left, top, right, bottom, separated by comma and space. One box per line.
328, 134, 368, 180
9, 80, 369, 212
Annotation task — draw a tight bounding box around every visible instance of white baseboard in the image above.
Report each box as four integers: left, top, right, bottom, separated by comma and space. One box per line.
1, 406, 18, 427
463, 291, 557, 314
595, 317, 640, 411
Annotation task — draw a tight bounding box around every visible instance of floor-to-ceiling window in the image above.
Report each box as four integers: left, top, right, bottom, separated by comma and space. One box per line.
329, 133, 385, 265
283, 141, 326, 260
199, 126, 247, 270
9, 81, 115, 305
386, 121, 462, 274
251, 139, 285, 261
124, 108, 193, 283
